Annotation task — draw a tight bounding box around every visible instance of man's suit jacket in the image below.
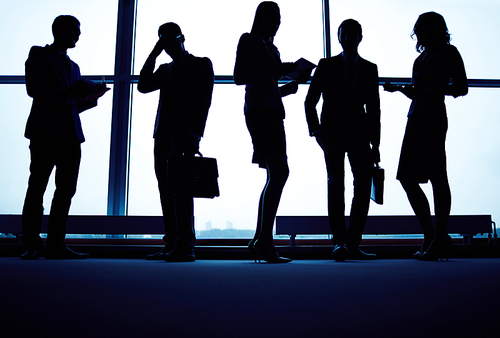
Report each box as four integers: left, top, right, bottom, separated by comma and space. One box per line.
138, 53, 214, 140
25, 44, 86, 142
305, 53, 380, 148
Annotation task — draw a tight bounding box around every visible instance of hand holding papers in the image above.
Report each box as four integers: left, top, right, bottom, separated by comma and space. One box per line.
85, 82, 110, 101
70, 78, 110, 102
70, 78, 111, 113
284, 58, 316, 83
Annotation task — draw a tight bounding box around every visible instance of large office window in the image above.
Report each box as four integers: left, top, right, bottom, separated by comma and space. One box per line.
0, 1, 118, 215
326, 1, 500, 221
1, 0, 499, 236
328, 0, 500, 78
132, 0, 324, 76
128, 0, 324, 233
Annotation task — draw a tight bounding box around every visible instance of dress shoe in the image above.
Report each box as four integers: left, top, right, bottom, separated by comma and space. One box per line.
331, 244, 348, 262
248, 239, 258, 262
164, 247, 195, 262
254, 240, 292, 263
347, 247, 376, 260
145, 245, 174, 260
417, 235, 452, 261
413, 236, 433, 259
20, 248, 40, 260
45, 247, 89, 259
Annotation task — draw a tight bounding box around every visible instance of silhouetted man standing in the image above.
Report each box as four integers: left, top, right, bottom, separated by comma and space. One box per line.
138, 23, 214, 262
305, 19, 380, 261
21, 15, 104, 259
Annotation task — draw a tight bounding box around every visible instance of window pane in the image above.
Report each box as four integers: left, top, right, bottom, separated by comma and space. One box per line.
130, 0, 325, 235
128, 84, 267, 231
0, 1, 117, 215
128, 84, 160, 216
129, 82, 327, 232
279, 87, 500, 224
0, 0, 118, 75
329, 0, 500, 78
0, 84, 113, 215
374, 88, 500, 222
134, 0, 324, 75
72, 84, 113, 215
130, 0, 500, 235
0, 85, 32, 214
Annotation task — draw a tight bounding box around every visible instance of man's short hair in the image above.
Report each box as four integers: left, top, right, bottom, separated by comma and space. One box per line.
337, 19, 362, 42
52, 15, 80, 38
158, 22, 182, 39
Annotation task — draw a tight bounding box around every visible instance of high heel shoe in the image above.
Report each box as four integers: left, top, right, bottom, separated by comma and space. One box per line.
254, 240, 292, 263
248, 239, 258, 262
412, 236, 433, 259
418, 235, 452, 261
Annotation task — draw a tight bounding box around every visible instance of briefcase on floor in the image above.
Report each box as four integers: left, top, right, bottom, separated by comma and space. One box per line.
371, 164, 384, 205
167, 153, 220, 199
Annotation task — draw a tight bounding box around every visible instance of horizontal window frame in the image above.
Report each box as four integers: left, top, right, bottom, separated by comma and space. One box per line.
2, 75, 500, 87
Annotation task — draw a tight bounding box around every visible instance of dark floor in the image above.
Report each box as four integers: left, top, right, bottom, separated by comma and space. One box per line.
0, 256, 499, 338
2, 235, 500, 260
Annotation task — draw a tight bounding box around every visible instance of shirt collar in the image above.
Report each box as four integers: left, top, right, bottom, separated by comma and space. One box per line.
341, 52, 359, 64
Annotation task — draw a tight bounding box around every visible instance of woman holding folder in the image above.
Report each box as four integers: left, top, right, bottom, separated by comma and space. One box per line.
384, 12, 468, 260
233, 1, 310, 263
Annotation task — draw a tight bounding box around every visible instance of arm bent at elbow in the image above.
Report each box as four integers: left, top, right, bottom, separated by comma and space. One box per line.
447, 46, 468, 98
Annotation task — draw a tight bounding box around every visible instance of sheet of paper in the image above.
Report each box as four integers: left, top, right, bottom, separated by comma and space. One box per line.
285, 58, 316, 81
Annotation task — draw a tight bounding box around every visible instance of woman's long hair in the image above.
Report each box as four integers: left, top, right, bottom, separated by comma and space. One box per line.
412, 12, 450, 52
250, 1, 280, 39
